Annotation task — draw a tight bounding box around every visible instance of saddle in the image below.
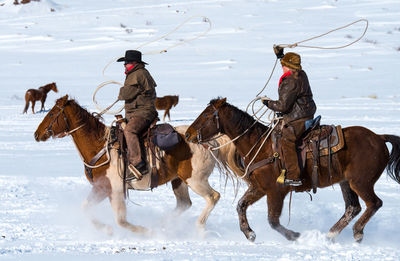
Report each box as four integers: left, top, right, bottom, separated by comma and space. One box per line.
297, 117, 345, 193
246, 116, 345, 194
115, 116, 181, 191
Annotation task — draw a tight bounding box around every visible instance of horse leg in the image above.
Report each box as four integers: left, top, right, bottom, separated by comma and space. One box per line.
163, 109, 167, 122
266, 190, 300, 241
349, 182, 382, 243
40, 94, 47, 111
186, 176, 220, 231
171, 178, 192, 214
167, 108, 171, 121
109, 189, 149, 236
82, 186, 113, 235
237, 185, 265, 242
327, 181, 361, 241
31, 100, 36, 114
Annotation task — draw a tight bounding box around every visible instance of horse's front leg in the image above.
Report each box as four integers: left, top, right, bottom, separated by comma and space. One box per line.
82, 185, 113, 235
31, 100, 36, 114
237, 185, 265, 242
266, 189, 300, 241
109, 190, 149, 236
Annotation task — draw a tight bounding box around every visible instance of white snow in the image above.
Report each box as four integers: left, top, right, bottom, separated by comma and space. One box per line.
0, 0, 399, 260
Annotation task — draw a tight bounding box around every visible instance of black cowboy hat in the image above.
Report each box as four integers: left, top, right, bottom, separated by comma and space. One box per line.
117, 50, 148, 64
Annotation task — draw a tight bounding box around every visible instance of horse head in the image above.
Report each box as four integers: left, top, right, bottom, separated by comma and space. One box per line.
173, 95, 179, 107
185, 97, 226, 143
34, 95, 70, 141
51, 82, 58, 93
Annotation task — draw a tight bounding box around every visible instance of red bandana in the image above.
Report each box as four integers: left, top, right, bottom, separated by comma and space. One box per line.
125, 63, 137, 74
278, 71, 292, 87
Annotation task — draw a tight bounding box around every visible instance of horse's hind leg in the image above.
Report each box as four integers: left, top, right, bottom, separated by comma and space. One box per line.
327, 181, 361, 241
187, 176, 220, 230
349, 182, 382, 242
266, 189, 300, 241
237, 185, 265, 242
171, 178, 192, 214
82, 186, 113, 235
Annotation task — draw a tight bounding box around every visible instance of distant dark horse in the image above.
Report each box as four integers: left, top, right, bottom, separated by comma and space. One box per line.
23, 82, 58, 114
185, 98, 400, 243
155, 95, 179, 121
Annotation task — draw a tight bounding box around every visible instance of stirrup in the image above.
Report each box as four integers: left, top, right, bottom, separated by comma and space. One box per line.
276, 169, 286, 184
128, 164, 143, 180
284, 179, 302, 186
276, 169, 302, 186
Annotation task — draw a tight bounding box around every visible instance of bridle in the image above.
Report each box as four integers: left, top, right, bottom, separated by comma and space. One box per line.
195, 104, 223, 144
45, 103, 85, 138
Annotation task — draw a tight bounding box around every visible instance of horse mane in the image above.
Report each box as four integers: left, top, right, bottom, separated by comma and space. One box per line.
39, 82, 56, 92
67, 99, 106, 140
209, 98, 268, 135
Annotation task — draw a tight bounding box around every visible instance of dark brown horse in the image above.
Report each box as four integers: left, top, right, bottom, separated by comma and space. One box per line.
23, 82, 58, 114
33, 95, 222, 236
185, 98, 400, 242
155, 95, 179, 121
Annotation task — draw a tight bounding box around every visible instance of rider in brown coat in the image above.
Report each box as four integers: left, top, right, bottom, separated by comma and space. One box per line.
262, 51, 316, 186
117, 50, 158, 176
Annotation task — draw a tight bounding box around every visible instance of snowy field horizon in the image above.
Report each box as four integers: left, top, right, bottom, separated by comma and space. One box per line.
0, 0, 399, 260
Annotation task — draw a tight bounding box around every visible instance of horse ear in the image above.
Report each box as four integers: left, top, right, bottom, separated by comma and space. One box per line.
57, 95, 68, 105
215, 98, 227, 108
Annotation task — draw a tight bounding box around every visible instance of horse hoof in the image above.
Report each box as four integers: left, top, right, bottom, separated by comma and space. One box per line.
291, 231, 301, 241
327, 231, 338, 242
354, 233, 363, 243
105, 226, 113, 236
247, 231, 256, 242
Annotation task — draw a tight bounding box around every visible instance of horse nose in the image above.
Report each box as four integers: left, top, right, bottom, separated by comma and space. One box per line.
34, 132, 39, 141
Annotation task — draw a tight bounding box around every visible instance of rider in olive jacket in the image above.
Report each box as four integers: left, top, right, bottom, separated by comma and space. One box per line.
117, 50, 158, 177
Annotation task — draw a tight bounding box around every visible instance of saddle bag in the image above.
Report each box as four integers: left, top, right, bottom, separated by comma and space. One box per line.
152, 124, 181, 151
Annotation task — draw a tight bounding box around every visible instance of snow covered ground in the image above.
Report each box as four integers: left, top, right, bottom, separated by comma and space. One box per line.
0, 0, 399, 260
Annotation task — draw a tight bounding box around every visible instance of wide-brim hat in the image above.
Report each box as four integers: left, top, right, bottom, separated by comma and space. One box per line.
117, 50, 148, 64
280, 52, 302, 70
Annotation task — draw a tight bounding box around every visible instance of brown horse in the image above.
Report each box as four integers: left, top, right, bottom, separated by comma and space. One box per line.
33, 95, 222, 236
23, 82, 58, 114
185, 98, 400, 242
155, 95, 179, 121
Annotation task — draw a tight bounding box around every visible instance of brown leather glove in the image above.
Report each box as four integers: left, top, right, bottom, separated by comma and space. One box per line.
273, 45, 284, 59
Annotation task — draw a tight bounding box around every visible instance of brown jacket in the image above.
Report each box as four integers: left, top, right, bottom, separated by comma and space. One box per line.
118, 63, 158, 120
267, 70, 316, 123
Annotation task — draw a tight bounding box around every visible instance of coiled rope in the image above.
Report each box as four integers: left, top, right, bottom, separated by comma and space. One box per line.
94, 16, 212, 115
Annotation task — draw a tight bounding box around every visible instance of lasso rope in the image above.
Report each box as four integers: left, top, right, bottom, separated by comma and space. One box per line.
94, 16, 212, 115
279, 18, 368, 50
92, 80, 124, 115
250, 18, 369, 119
213, 19, 370, 178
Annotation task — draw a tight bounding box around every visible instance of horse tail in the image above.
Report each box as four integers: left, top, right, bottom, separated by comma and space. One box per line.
383, 134, 400, 184
23, 91, 31, 113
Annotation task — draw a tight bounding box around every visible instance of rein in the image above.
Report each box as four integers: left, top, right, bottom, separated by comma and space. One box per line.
47, 103, 112, 170
195, 102, 282, 179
